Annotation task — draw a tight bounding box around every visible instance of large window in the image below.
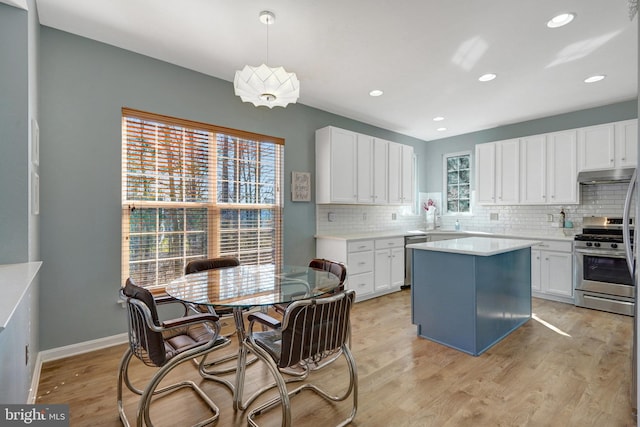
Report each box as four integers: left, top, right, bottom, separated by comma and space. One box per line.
443, 151, 471, 214
122, 108, 283, 290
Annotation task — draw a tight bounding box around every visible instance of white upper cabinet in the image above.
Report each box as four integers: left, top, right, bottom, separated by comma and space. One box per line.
373, 138, 389, 204
520, 134, 547, 204
546, 130, 578, 204
476, 139, 519, 205
578, 119, 637, 171
316, 126, 358, 203
520, 130, 578, 205
476, 142, 496, 204
388, 142, 414, 205
316, 126, 411, 205
357, 135, 389, 204
356, 134, 374, 204
578, 123, 615, 171
615, 119, 637, 169
401, 144, 415, 205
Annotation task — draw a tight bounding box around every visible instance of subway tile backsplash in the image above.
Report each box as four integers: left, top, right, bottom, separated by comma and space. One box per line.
316, 183, 635, 236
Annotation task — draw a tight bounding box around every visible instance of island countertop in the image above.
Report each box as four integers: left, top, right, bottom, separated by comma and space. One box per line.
406, 237, 541, 257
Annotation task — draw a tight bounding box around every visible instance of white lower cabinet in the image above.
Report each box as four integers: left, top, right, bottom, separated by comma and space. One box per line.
374, 238, 404, 292
316, 236, 404, 302
530, 240, 573, 304
346, 240, 375, 298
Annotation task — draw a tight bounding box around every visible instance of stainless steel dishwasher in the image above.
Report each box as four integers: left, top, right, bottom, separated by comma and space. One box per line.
404, 234, 428, 288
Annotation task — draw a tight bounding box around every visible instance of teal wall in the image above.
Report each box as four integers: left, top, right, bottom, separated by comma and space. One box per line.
420, 100, 638, 192
38, 27, 425, 350
36, 25, 638, 351
0, 0, 41, 403
0, 3, 29, 264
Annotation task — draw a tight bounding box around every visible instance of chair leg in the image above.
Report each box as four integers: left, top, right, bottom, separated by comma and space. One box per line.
246, 344, 292, 427
119, 346, 221, 427
117, 348, 135, 427
246, 344, 358, 427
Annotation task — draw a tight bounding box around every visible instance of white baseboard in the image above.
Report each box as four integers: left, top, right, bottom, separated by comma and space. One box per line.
28, 333, 128, 403
38, 333, 128, 363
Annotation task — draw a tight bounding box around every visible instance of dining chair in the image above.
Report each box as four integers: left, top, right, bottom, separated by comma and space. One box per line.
244, 289, 357, 427
117, 278, 222, 427
184, 256, 256, 379
273, 258, 347, 315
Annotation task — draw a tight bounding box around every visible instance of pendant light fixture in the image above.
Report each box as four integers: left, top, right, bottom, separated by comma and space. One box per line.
234, 10, 300, 108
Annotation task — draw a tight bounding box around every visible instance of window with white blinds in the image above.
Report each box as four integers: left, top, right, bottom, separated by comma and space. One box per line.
122, 108, 284, 291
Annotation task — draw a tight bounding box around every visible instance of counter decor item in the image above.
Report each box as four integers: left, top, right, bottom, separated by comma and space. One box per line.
423, 199, 437, 230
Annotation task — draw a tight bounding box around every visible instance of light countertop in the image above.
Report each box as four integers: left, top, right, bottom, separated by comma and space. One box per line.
406, 237, 541, 256
315, 229, 574, 242
0, 262, 42, 332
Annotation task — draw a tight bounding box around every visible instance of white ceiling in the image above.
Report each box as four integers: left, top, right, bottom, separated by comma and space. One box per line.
35, 0, 638, 141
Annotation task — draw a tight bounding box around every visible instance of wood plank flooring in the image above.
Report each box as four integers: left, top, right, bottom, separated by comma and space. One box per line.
37, 290, 636, 426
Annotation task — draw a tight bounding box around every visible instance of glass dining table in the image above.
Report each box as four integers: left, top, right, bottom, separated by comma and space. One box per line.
165, 263, 342, 410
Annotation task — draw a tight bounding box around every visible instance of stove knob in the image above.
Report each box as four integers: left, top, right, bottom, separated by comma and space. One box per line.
586, 242, 593, 247
611, 243, 618, 249
594, 242, 601, 248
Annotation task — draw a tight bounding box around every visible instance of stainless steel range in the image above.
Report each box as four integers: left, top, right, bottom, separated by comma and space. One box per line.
574, 216, 635, 316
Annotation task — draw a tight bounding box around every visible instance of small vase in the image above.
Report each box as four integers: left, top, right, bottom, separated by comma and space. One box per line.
425, 208, 436, 230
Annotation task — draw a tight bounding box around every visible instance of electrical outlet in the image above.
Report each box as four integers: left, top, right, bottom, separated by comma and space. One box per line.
392, 213, 397, 220
547, 214, 554, 222
490, 212, 499, 221
363, 212, 368, 221
328, 212, 336, 222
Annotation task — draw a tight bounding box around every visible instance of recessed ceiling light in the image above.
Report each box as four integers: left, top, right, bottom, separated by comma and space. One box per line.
437, 127, 447, 132
433, 116, 445, 121
547, 13, 575, 28
369, 89, 383, 97
478, 73, 497, 82
584, 75, 606, 83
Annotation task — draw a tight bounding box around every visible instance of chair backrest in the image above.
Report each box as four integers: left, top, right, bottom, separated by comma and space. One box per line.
121, 278, 167, 367
278, 289, 355, 368
185, 256, 240, 274
309, 258, 347, 291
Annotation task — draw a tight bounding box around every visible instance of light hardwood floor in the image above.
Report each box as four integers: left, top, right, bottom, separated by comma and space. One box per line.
37, 290, 636, 426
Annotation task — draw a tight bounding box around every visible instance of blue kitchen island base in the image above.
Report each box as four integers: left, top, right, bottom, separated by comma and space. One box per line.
411, 245, 532, 356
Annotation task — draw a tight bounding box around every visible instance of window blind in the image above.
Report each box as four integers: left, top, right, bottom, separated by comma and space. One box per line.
122, 108, 284, 291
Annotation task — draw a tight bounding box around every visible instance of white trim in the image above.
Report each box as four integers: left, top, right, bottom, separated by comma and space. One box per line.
442, 150, 472, 215
29, 333, 128, 403
38, 333, 128, 363
0, 0, 28, 10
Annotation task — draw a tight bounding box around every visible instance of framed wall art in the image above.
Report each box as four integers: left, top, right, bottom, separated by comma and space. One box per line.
291, 171, 311, 202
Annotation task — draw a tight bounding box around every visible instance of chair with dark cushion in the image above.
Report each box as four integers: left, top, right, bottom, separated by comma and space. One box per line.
274, 258, 347, 315
245, 289, 357, 427
117, 278, 222, 426
184, 256, 256, 378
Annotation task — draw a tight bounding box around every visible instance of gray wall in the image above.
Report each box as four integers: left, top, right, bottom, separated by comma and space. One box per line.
0, 0, 41, 403
0, 3, 29, 264
38, 27, 425, 350
37, 25, 639, 351
420, 100, 638, 192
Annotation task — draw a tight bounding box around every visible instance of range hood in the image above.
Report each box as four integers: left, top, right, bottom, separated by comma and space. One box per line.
577, 167, 636, 184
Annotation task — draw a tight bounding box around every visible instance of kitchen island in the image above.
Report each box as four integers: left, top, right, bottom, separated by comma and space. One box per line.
406, 237, 539, 356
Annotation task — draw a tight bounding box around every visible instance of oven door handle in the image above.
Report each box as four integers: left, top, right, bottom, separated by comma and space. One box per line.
622, 168, 636, 279
574, 248, 628, 258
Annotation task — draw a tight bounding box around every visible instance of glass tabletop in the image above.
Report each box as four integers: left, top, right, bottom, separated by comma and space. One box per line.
165, 264, 342, 308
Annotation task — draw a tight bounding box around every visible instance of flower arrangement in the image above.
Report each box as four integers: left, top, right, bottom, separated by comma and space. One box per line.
423, 199, 437, 212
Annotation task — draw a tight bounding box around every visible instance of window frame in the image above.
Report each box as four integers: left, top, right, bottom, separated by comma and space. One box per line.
121, 107, 284, 292
442, 150, 472, 215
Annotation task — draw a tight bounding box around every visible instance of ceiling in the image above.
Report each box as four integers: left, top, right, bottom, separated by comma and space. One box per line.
34, 0, 638, 141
